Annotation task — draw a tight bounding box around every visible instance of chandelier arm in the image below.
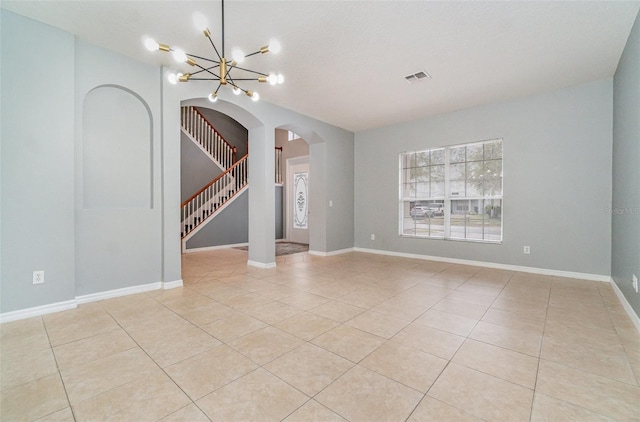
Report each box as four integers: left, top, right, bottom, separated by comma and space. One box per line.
191, 63, 221, 78
229, 82, 250, 95
227, 78, 263, 81
244, 50, 263, 59
186, 53, 220, 64
228, 65, 269, 77
189, 78, 221, 81
204, 34, 223, 61
228, 79, 246, 93
223, 63, 233, 82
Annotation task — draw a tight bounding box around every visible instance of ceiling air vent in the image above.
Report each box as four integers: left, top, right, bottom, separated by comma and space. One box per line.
404, 70, 431, 84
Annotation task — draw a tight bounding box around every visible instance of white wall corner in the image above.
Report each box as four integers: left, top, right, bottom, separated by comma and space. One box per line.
609, 278, 640, 334
247, 260, 277, 269
163, 279, 183, 290
309, 247, 355, 257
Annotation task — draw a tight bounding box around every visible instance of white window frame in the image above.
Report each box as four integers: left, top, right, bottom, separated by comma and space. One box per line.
399, 138, 503, 243
288, 130, 301, 141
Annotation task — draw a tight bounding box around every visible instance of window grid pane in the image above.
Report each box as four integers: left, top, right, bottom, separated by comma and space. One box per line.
400, 139, 502, 242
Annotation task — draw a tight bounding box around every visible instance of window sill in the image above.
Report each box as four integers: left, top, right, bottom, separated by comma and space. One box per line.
399, 235, 503, 245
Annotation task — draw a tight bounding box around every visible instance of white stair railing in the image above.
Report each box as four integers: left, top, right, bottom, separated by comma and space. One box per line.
181, 106, 236, 170
181, 154, 248, 238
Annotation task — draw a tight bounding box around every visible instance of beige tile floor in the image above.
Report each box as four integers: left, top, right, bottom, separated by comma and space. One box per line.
2, 249, 640, 421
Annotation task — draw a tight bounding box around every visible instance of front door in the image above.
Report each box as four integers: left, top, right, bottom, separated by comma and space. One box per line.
287, 157, 309, 244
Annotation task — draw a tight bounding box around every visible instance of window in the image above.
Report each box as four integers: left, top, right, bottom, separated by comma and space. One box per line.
288, 131, 301, 141
400, 139, 503, 242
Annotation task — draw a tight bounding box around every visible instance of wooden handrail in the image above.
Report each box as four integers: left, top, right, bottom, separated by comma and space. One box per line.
191, 107, 236, 158
181, 154, 249, 207
274, 147, 283, 184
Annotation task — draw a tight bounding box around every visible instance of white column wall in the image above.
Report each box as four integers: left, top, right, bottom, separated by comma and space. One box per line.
248, 125, 276, 267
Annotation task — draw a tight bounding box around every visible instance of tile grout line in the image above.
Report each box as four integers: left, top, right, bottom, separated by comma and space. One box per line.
203, 259, 541, 422
598, 284, 640, 387
96, 299, 217, 422
145, 278, 351, 420
40, 315, 78, 422
17, 252, 638, 421
414, 270, 521, 421
531, 282, 628, 421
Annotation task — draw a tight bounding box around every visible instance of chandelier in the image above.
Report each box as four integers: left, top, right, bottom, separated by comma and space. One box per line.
144, 0, 284, 103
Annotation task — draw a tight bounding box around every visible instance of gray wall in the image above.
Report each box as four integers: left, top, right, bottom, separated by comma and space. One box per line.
276, 129, 310, 159
326, 132, 355, 252
196, 107, 249, 158
1, 11, 76, 312
355, 79, 613, 276
74, 39, 163, 296
181, 131, 222, 203
1, 11, 178, 314
612, 12, 640, 315
185, 187, 283, 249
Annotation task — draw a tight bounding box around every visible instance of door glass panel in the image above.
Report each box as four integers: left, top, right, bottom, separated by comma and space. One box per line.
293, 172, 308, 229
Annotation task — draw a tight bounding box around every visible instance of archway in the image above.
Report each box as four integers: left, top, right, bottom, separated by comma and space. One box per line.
163, 75, 348, 281
274, 125, 326, 251
181, 98, 276, 267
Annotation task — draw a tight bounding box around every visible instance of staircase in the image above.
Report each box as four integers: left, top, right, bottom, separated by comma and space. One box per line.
180, 106, 283, 247
181, 106, 236, 170
181, 154, 248, 239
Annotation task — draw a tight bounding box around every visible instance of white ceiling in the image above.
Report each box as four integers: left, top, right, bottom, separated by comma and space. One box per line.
2, 1, 639, 132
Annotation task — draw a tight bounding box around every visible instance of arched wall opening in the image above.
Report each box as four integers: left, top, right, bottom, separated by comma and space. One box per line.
177, 98, 330, 266
275, 125, 327, 249
180, 98, 274, 266
163, 75, 353, 278
76, 82, 162, 296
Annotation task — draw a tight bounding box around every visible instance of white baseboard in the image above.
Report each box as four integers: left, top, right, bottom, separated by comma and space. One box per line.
609, 278, 640, 334
184, 242, 248, 253
4, 248, 632, 327
247, 260, 277, 269
1, 279, 185, 323
0, 300, 77, 324
351, 247, 639, 333
309, 247, 355, 257
353, 247, 611, 282
76, 282, 163, 304
163, 279, 183, 289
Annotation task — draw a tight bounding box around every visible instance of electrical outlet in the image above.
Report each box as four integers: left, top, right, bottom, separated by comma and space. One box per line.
33, 270, 44, 285
370, 234, 375, 241
329, 200, 333, 207
633, 274, 638, 293
523, 246, 530, 254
